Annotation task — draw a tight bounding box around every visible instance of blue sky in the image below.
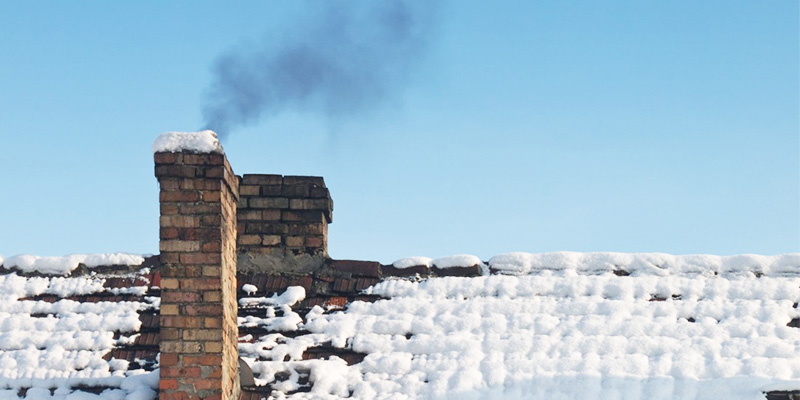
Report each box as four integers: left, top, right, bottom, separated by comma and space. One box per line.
1, 1, 797, 262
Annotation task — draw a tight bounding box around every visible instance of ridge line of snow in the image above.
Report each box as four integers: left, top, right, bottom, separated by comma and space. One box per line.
2, 253, 146, 276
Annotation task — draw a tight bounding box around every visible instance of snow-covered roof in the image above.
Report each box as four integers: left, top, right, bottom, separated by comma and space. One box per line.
238, 252, 800, 400
0, 256, 160, 400
2, 252, 798, 400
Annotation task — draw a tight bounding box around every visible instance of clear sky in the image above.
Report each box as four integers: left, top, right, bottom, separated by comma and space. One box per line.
1, 1, 797, 263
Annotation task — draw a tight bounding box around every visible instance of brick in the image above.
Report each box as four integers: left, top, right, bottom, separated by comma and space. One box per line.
289, 223, 324, 235
204, 317, 222, 328
180, 252, 221, 265
283, 175, 324, 186
160, 191, 201, 202
184, 355, 222, 366
161, 304, 180, 315
285, 236, 304, 247
245, 222, 287, 235
333, 278, 355, 293
160, 316, 203, 328
202, 191, 221, 202
260, 185, 283, 196
381, 264, 430, 277
281, 210, 325, 222
185, 304, 223, 316
202, 242, 221, 252
180, 203, 219, 214
161, 240, 201, 252
161, 227, 179, 239
309, 186, 330, 198
159, 378, 179, 390
162, 291, 201, 303
183, 329, 223, 341
204, 341, 223, 353
162, 366, 201, 378
155, 165, 199, 178
237, 211, 263, 221
249, 197, 289, 209
161, 278, 180, 290
242, 174, 282, 185
160, 341, 202, 353
201, 214, 222, 226
154, 152, 178, 164
282, 184, 309, 197
182, 154, 210, 165
194, 380, 222, 390
431, 265, 482, 277
161, 203, 180, 215
289, 198, 330, 210
305, 236, 324, 248
202, 266, 221, 276
161, 328, 180, 340
179, 228, 221, 241
238, 235, 261, 245
261, 209, 282, 220
160, 215, 200, 228
160, 353, 179, 366
203, 291, 222, 302
238, 185, 260, 196
181, 278, 221, 291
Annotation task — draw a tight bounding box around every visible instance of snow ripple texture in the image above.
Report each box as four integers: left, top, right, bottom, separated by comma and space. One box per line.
245, 270, 800, 400
0, 273, 158, 400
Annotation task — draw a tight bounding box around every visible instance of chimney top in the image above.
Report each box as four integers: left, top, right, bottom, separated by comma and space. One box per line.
152, 130, 223, 154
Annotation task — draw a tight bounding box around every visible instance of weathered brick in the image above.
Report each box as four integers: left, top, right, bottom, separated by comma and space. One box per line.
281, 210, 325, 222
283, 175, 324, 186
161, 191, 201, 202
160, 340, 202, 353
194, 380, 222, 390
238, 211, 263, 221
161, 278, 180, 290
162, 291, 201, 303
305, 236, 324, 248
202, 242, 221, 252
162, 366, 201, 378
289, 223, 324, 235
282, 184, 309, 197
204, 341, 224, 353
260, 185, 283, 196
183, 329, 223, 341
241, 174, 282, 185
261, 209, 282, 220
204, 317, 222, 328
203, 266, 221, 277
185, 304, 224, 316
331, 260, 382, 278
238, 235, 261, 245
249, 197, 289, 209
160, 378, 179, 390
245, 222, 287, 235
184, 355, 222, 366
179, 252, 221, 265
181, 278, 221, 291
161, 240, 201, 252
289, 198, 330, 210
160, 227, 180, 239
203, 291, 222, 302
160, 215, 200, 228
202, 191, 221, 202
160, 353, 179, 366
262, 235, 281, 246
238, 185, 260, 196
160, 316, 203, 328
182, 154, 210, 165
154, 152, 178, 164
161, 304, 180, 315
161, 203, 180, 215
285, 236, 304, 247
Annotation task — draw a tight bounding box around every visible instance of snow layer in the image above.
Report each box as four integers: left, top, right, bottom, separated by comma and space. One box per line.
2, 254, 145, 276
392, 257, 432, 269
151, 130, 223, 154
0, 272, 157, 400
431, 255, 484, 269
248, 270, 800, 400
488, 252, 800, 277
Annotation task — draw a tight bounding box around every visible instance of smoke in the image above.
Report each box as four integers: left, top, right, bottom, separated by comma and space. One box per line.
202, 1, 441, 138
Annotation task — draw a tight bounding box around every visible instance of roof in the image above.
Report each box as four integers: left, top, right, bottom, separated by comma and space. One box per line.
0, 255, 160, 400
1, 252, 798, 400
236, 253, 800, 400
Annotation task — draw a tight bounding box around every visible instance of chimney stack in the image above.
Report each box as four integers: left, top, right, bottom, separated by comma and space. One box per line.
153, 131, 240, 400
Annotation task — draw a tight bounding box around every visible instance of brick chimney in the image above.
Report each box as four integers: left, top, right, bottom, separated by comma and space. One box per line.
236, 174, 332, 272
154, 132, 240, 400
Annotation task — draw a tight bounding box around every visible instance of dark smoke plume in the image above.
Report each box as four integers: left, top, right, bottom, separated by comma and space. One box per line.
202, 1, 440, 138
